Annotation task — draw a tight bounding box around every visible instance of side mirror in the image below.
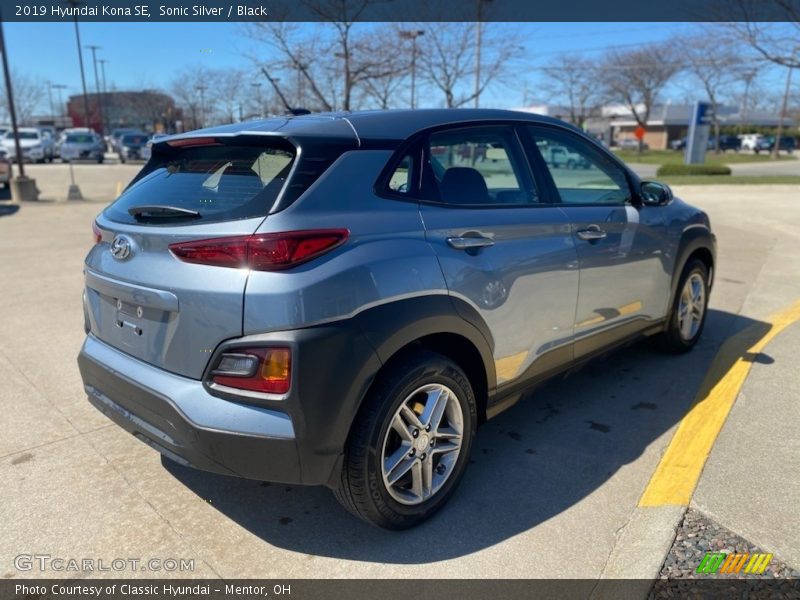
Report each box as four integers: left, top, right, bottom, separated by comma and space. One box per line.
639, 180, 673, 206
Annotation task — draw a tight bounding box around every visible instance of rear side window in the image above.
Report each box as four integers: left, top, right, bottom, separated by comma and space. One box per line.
105, 142, 295, 225
424, 126, 538, 205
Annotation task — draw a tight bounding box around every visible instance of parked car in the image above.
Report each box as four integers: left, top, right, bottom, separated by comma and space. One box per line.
539, 141, 591, 169
110, 128, 143, 153
39, 125, 57, 145
708, 135, 741, 152
0, 148, 11, 188
117, 133, 149, 162
738, 133, 763, 151
1, 128, 54, 163
753, 136, 796, 154
60, 132, 106, 163
617, 138, 649, 151
139, 133, 168, 161
56, 127, 95, 158
670, 137, 687, 151
79, 109, 716, 529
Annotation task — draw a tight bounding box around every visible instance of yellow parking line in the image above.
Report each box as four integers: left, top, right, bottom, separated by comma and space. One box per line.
115, 181, 122, 198
639, 298, 800, 507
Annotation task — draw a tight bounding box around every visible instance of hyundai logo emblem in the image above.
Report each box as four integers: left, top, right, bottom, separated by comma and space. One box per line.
110, 235, 133, 260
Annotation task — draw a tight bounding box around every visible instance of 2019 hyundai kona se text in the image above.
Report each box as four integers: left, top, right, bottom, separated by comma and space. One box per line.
78, 109, 716, 529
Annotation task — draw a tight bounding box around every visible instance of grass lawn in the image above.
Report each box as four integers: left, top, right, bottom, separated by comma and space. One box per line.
659, 175, 800, 185
613, 149, 797, 165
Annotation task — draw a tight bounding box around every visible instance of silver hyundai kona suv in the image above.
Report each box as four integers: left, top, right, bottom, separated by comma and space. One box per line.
78, 109, 715, 529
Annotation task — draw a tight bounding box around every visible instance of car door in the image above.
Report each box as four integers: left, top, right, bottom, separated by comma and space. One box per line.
405, 124, 579, 387
524, 125, 671, 358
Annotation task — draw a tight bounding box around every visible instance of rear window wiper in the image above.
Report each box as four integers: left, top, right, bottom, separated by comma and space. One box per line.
128, 205, 201, 220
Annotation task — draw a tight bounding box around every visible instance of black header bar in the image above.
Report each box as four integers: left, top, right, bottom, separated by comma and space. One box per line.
1, 0, 797, 22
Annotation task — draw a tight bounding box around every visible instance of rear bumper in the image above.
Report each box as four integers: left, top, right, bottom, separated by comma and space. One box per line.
78, 335, 302, 483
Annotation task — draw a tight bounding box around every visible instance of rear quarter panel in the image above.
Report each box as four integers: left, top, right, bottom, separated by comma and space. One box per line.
242, 150, 449, 334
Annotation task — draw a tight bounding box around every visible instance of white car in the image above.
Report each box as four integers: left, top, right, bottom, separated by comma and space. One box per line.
139, 133, 168, 162
2, 128, 54, 163
0, 148, 11, 188
738, 133, 763, 151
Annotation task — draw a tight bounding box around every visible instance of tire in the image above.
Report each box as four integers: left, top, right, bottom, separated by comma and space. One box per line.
333, 350, 477, 530
656, 258, 709, 353
567, 159, 576, 169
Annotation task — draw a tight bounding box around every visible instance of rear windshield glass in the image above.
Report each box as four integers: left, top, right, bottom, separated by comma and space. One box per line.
121, 135, 147, 144
66, 134, 95, 143
104, 142, 296, 225
6, 131, 38, 140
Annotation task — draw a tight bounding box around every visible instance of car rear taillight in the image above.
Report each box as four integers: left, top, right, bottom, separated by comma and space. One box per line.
169, 229, 348, 271
92, 221, 102, 244
211, 347, 291, 394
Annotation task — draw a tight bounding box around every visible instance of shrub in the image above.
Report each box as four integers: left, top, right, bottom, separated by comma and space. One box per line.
656, 164, 732, 177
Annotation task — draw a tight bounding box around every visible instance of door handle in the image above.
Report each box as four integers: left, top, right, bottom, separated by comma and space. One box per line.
447, 236, 495, 250
576, 226, 607, 241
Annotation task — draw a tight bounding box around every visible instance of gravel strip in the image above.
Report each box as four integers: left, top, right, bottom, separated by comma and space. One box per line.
650, 508, 799, 599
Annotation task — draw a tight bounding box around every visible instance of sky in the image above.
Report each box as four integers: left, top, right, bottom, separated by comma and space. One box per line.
1, 21, 788, 113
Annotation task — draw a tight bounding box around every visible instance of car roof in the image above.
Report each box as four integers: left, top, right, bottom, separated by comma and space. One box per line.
163, 109, 582, 148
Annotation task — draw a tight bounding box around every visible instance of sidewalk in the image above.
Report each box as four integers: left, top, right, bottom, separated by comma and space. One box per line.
692, 321, 800, 568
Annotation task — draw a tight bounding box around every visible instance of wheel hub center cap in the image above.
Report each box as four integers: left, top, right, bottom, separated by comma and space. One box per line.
415, 434, 430, 453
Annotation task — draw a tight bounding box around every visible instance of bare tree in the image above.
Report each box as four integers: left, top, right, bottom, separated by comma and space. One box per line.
212, 70, 247, 124
600, 44, 681, 153
721, 13, 800, 158
170, 67, 214, 130
679, 34, 746, 152
0, 71, 45, 125
542, 54, 601, 128
722, 4, 800, 68
244, 2, 405, 112
360, 28, 410, 108
417, 22, 520, 108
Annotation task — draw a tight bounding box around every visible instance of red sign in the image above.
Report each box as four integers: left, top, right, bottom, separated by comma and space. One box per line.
634, 126, 646, 140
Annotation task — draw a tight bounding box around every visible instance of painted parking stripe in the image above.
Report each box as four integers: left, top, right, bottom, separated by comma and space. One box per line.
639, 299, 800, 507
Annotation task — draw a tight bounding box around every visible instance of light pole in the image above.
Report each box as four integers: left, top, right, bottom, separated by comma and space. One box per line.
738, 68, 757, 135
399, 29, 424, 109
195, 84, 207, 128
51, 84, 67, 126
98, 59, 109, 130
45, 80, 55, 123
0, 14, 27, 183
66, 0, 91, 130
251, 82, 263, 118
85, 44, 104, 136
474, 0, 494, 108
773, 46, 799, 159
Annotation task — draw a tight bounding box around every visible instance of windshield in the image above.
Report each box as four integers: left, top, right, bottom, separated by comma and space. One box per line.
104, 141, 296, 225
122, 135, 147, 145
6, 131, 39, 140
66, 134, 95, 143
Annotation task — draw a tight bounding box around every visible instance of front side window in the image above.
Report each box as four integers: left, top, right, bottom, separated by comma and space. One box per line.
423, 126, 537, 206
528, 127, 631, 205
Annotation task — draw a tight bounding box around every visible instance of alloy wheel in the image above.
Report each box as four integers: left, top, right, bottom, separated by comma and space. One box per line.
380, 383, 464, 506
678, 272, 706, 341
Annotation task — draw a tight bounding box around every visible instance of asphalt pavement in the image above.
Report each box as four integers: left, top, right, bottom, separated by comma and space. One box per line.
0, 173, 798, 590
